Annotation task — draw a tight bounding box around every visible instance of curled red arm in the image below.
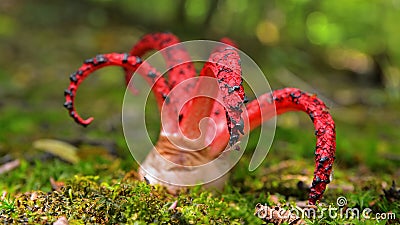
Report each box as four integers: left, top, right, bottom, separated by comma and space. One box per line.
64, 53, 170, 126
246, 88, 336, 204
209, 87, 335, 204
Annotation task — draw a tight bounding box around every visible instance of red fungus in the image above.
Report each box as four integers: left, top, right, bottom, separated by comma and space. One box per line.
64, 33, 336, 204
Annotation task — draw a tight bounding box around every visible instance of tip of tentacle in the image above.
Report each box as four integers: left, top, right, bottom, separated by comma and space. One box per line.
64, 99, 94, 126
81, 117, 94, 127
75, 116, 94, 127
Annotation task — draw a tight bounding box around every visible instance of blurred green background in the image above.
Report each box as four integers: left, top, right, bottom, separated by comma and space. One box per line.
0, 0, 399, 190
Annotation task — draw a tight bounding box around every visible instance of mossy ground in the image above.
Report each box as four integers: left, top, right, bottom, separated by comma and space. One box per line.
0, 157, 268, 224
2, 175, 260, 224
1, 135, 399, 224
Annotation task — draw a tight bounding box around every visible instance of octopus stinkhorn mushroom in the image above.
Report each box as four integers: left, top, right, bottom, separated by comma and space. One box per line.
63, 32, 336, 205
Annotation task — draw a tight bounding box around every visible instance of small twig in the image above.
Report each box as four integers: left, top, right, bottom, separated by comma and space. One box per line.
1, 191, 7, 201
0, 159, 20, 175
168, 200, 178, 210
53, 216, 69, 225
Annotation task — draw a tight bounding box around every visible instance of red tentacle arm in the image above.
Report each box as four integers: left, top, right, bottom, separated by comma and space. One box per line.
209, 88, 335, 204
64, 53, 170, 126
206, 38, 240, 155
179, 38, 239, 142
124, 32, 197, 90
178, 75, 219, 140
247, 88, 335, 204
179, 47, 245, 146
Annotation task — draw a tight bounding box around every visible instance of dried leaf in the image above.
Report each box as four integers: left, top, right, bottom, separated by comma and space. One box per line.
0, 159, 20, 175
50, 177, 65, 192
33, 139, 79, 164
53, 216, 69, 225
30, 192, 38, 201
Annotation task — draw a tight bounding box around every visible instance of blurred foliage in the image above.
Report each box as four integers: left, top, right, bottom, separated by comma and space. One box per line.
0, 0, 399, 223
0, 0, 398, 149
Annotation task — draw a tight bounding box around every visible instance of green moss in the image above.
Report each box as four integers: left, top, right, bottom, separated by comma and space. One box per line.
0, 175, 266, 224
2, 158, 398, 224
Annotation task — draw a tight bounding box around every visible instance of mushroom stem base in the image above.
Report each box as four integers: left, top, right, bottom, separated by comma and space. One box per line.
138, 134, 231, 194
